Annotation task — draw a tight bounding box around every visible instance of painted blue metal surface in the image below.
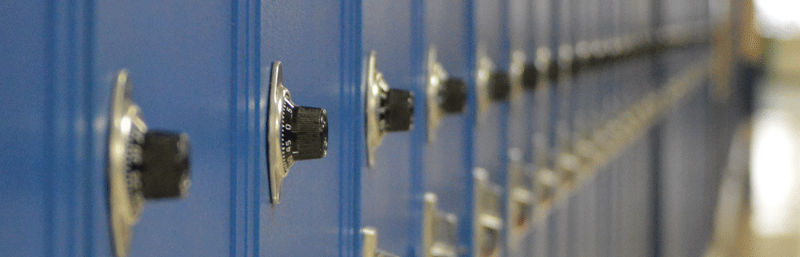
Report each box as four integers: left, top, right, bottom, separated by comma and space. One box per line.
506, 0, 535, 256
1, 1, 357, 256
473, 1, 511, 256
473, 0, 509, 189
418, 0, 477, 256
0, 0, 737, 256
0, 1, 50, 256
259, 1, 352, 256
94, 1, 233, 256
359, 0, 414, 256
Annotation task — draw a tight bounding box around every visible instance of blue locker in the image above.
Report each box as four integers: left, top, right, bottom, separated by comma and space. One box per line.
259, 1, 355, 256
0, 0, 735, 256
473, 0, 510, 199
1, 1, 56, 256
0, 0, 357, 256
420, 0, 475, 256
359, 0, 415, 256
94, 1, 234, 255
505, 0, 537, 256
472, 0, 511, 256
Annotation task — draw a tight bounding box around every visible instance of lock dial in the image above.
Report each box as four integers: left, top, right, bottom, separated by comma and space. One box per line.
267, 61, 328, 204
107, 70, 191, 257
365, 51, 415, 167
425, 47, 467, 143
476, 51, 510, 118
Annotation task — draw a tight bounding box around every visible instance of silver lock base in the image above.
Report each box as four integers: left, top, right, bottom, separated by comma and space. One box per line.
107, 70, 148, 257
266, 61, 292, 204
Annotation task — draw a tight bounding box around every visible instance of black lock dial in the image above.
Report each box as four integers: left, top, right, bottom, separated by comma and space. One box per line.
546, 58, 559, 82
426, 47, 466, 143
280, 99, 328, 169
365, 51, 415, 167
569, 55, 582, 75
488, 71, 510, 101
383, 88, 414, 132
107, 69, 193, 257
139, 130, 191, 199
520, 63, 538, 90
439, 78, 467, 113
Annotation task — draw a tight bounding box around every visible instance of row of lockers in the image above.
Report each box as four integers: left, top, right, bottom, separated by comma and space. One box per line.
0, 0, 742, 256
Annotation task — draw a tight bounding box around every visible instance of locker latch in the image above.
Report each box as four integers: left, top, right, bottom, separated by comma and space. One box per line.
107, 70, 192, 257
535, 167, 559, 205
473, 168, 503, 257
426, 46, 467, 142
423, 193, 459, 257
266, 61, 329, 204
361, 227, 401, 257
506, 148, 533, 248
365, 51, 415, 167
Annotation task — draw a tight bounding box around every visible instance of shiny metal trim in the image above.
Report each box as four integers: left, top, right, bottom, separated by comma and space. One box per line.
108, 70, 148, 257
535, 167, 559, 204
361, 227, 400, 257
557, 44, 573, 70
534, 46, 552, 76
505, 148, 533, 252
509, 50, 526, 97
475, 46, 494, 117
267, 61, 290, 204
473, 168, 503, 257
362, 227, 379, 257
423, 193, 459, 257
365, 51, 389, 167
425, 46, 447, 143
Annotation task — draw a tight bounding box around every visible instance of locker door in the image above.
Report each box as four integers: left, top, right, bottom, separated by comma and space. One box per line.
506, 0, 537, 256
473, 0, 510, 202
259, 1, 351, 256
473, 0, 511, 256
359, 0, 415, 256
0, 1, 53, 256
421, 0, 475, 256
529, 0, 555, 256
94, 1, 234, 256
93, 0, 352, 256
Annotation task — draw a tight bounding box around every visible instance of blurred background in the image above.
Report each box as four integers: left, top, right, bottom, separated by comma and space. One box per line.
707, 0, 800, 256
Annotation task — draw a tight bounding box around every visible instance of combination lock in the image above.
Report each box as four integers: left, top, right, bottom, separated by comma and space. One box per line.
365, 51, 415, 167
426, 47, 467, 142
509, 51, 533, 94
267, 61, 329, 204
107, 70, 192, 257
476, 51, 510, 116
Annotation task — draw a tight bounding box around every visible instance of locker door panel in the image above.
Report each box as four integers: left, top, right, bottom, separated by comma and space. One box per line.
260, 1, 345, 256
0, 1, 49, 255
94, 1, 233, 256
422, 0, 474, 254
473, 2, 511, 256
507, 0, 533, 160
360, 0, 414, 255
474, 0, 509, 185
506, 1, 536, 256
